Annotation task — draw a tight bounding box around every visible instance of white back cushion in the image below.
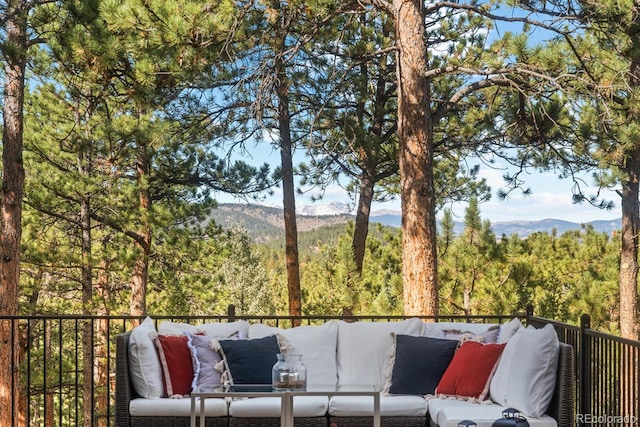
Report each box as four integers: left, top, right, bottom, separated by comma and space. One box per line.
490, 324, 560, 417
128, 317, 163, 398
424, 321, 500, 339
498, 317, 523, 343
336, 318, 423, 390
248, 321, 339, 386
158, 320, 250, 338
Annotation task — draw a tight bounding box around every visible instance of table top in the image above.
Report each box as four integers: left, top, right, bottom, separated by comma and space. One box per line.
191, 384, 378, 398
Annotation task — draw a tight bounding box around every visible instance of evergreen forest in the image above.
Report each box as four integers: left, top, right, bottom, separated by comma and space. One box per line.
6, 1, 640, 425
2, 1, 639, 339
149, 200, 621, 335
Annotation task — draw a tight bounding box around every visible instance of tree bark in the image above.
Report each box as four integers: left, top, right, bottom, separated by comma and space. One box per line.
81, 207, 94, 426
394, 0, 439, 316
95, 243, 112, 427
95, 318, 109, 427
273, 4, 302, 320
351, 39, 395, 276
44, 323, 53, 427
0, 1, 27, 424
277, 69, 302, 320
353, 175, 375, 274
130, 140, 151, 319
619, 149, 640, 340
77, 109, 95, 427
618, 51, 640, 340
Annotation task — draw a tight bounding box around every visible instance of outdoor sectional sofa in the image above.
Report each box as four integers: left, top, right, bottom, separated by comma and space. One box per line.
115, 316, 575, 427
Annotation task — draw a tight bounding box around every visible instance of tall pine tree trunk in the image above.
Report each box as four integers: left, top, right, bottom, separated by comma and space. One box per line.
130, 142, 151, 318
96, 241, 112, 427
618, 55, 640, 341
44, 323, 53, 427
78, 110, 95, 427
618, 143, 640, 427
353, 175, 375, 274
619, 54, 640, 341
273, 3, 301, 319
81, 196, 94, 427
394, 0, 439, 316
351, 46, 394, 276
619, 150, 640, 340
0, 1, 27, 424
95, 318, 109, 427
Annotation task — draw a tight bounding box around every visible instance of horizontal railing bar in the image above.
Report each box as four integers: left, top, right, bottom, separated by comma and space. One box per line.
584, 328, 640, 346
226, 315, 522, 321
0, 314, 522, 321
528, 315, 581, 332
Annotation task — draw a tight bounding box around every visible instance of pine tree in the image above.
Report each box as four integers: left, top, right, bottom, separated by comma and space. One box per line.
1, 1, 47, 423
568, 2, 640, 340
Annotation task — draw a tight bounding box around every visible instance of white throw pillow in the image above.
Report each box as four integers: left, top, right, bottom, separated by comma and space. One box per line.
158, 320, 250, 338
248, 321, 339, 386
489, 324, 559, 417
336, 318, 424, 390
128, 317, 164, 398
498, 317, 523, 344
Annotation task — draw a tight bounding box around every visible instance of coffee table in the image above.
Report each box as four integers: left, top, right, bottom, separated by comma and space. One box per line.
190, 384, 380, 427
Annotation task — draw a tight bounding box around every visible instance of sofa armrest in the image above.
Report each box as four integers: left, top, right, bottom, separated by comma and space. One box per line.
116, 332, 133, 427
546, 342, 576, 427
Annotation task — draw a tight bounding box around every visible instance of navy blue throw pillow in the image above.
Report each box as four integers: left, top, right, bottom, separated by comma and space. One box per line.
388, 335, 458, 395
219, 335, 280, 384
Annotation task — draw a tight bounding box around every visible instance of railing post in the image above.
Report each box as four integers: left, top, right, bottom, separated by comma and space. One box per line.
227, 304, 236, 322
579, 313, 591, 426
525, 304, 534, 325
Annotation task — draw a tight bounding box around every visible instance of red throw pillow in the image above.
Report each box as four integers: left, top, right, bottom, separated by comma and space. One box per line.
154, 334, 194, 396
435, 340, 506, 400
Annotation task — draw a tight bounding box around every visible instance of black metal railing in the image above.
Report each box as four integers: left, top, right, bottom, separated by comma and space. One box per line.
0, 306, 638, 426
527, 310, 640, 426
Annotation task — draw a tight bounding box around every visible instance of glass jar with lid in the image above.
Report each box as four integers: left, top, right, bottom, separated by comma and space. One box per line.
272, 354, 307, 390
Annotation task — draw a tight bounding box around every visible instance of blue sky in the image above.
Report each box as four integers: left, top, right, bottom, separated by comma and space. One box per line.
440, 164, 621, 223
215, 10, 617, 225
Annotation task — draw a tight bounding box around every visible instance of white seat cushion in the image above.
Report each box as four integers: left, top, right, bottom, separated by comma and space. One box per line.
129, 397, 228, 417
329, 395, 427, 417
428, 398, 475, 424
229, 396, 328, 417
430, 399, 557, 427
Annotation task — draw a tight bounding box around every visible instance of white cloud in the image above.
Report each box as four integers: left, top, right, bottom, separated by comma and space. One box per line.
445, 162, 621, 223
215, 148, 621, 223
450, 183, 620, 223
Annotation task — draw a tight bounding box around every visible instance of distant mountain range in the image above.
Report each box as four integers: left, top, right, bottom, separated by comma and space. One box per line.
208, 203, 622, 241
207, 203, 354, 242
370, 215, 623, 237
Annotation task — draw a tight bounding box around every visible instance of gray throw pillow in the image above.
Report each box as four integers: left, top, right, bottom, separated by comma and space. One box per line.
187, 332, 237, 391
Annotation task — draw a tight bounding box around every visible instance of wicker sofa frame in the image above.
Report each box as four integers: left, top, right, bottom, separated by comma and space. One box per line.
116, 331, 576, 427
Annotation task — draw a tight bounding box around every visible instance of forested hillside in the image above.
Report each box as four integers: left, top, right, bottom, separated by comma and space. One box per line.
249, 202, 620, 335
210, 203, 623, 240
207, 204, 354, 242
